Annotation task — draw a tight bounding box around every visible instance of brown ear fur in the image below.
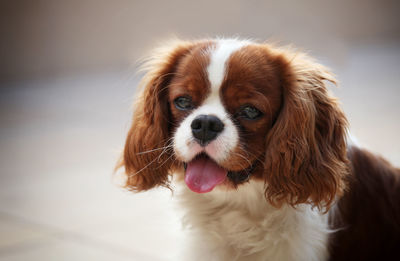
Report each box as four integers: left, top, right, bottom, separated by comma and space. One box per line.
264, 50, 349, 209
121, 40, 194, 191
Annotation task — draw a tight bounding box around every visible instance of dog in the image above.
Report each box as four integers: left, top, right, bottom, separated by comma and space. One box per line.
118, 38, 400, 261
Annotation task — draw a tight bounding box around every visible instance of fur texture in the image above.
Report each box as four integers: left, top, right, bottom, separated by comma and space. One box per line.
178, 181, 330, 261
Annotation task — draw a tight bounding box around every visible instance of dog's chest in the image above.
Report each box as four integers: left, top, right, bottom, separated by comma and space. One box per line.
178, 181, 330, 261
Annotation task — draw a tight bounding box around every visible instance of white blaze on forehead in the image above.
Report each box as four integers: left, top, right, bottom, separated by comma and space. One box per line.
207, 39, 250, 92
173, 39, 251, 164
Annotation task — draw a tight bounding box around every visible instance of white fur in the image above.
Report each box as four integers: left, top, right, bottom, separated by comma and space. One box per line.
207, 39, 250, 90
173, 39, 249, 164
177, 180, 331, 261
173, 95, 239, 163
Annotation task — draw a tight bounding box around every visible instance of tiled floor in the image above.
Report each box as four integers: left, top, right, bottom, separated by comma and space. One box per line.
0, 43, 399, 260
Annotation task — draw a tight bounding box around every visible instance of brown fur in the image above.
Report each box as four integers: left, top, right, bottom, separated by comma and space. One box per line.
218, 45, 283, 172
122, 40, 195, 191
168, 42, 214, 133
262, 47, 349, 209
329, 146, 400, 260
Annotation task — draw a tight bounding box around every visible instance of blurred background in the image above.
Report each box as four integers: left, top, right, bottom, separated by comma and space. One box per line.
0, 0, 399, 260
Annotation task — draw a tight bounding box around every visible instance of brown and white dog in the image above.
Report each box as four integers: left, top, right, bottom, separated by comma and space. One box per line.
119, 38, 400, 261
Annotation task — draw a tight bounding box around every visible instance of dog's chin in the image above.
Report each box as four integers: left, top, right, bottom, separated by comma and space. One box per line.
183, 152, 253, 193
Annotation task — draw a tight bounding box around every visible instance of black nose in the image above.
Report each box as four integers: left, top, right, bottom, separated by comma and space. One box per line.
191, 115, 224, 146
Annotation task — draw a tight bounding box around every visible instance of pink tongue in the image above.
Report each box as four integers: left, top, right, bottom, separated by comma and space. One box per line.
185, 156, 227, 193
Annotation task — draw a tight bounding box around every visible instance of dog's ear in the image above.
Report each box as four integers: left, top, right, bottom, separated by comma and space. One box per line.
121, 40, 194, 191
264, 51, 349, 209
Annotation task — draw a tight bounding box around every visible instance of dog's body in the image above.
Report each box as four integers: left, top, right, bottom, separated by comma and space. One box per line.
178, 145, 400, 261
119, 38, 400, 260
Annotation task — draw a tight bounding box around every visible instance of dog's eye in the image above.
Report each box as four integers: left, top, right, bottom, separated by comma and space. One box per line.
239, 105, 262, 120
174, 96, 193, 110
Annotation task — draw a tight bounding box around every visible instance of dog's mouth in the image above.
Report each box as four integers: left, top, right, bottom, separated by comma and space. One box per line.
183, 153, 253, 193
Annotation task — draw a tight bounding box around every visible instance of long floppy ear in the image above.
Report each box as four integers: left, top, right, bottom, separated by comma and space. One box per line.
264, 50, 349, 209
121, 40, 194, 191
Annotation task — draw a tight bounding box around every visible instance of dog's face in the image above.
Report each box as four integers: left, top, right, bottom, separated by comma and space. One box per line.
121, 39, 349, 208
169, 41, 283, 193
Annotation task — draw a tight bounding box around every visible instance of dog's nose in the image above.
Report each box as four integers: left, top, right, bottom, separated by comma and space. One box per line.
191, 115, 224, 146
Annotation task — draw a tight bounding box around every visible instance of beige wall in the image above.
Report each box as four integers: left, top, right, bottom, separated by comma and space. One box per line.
1, 0, 400, 81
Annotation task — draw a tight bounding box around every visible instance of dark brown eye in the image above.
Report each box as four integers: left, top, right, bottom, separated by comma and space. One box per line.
239, 105, 263, 120
174, 96, 193, 110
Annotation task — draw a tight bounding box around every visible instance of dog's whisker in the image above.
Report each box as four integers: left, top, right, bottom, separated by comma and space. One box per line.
232, 151, 252, 167
136, 145, 173, 155
156, 152, 176, 169
127, 156, 159, 178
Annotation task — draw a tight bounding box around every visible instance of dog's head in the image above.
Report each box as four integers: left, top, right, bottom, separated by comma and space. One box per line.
120, 38, 349, 209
